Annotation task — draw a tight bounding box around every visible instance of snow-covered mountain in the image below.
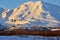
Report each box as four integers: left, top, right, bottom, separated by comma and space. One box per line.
0, 1, 60, 28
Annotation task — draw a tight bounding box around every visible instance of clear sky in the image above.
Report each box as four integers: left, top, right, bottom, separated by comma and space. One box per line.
0, 0, 60, 9
0, 0, 30, 9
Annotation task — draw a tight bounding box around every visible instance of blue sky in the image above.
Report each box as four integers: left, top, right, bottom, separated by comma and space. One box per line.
0, 0, 30, 9
0, 0, 60, 9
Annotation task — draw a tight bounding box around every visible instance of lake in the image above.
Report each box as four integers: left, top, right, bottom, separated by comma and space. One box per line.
0, 35, 60, 40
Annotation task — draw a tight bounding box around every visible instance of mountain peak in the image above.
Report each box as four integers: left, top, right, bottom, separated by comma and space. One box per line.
0, 1, 60, 27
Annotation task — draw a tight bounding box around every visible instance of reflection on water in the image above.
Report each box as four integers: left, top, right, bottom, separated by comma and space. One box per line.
0, 35, 60, 40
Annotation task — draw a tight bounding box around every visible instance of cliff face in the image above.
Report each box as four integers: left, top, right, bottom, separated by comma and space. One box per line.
0, 1, 60, 27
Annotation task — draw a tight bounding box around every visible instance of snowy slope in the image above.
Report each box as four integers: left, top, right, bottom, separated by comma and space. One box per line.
0, 1, 60, 29
0, 7, 5, 25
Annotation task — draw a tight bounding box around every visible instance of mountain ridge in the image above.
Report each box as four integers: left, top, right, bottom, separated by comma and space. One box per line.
0, 1, 60, 28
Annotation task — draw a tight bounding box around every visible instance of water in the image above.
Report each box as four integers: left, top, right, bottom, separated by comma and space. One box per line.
0, 35, 60, 40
